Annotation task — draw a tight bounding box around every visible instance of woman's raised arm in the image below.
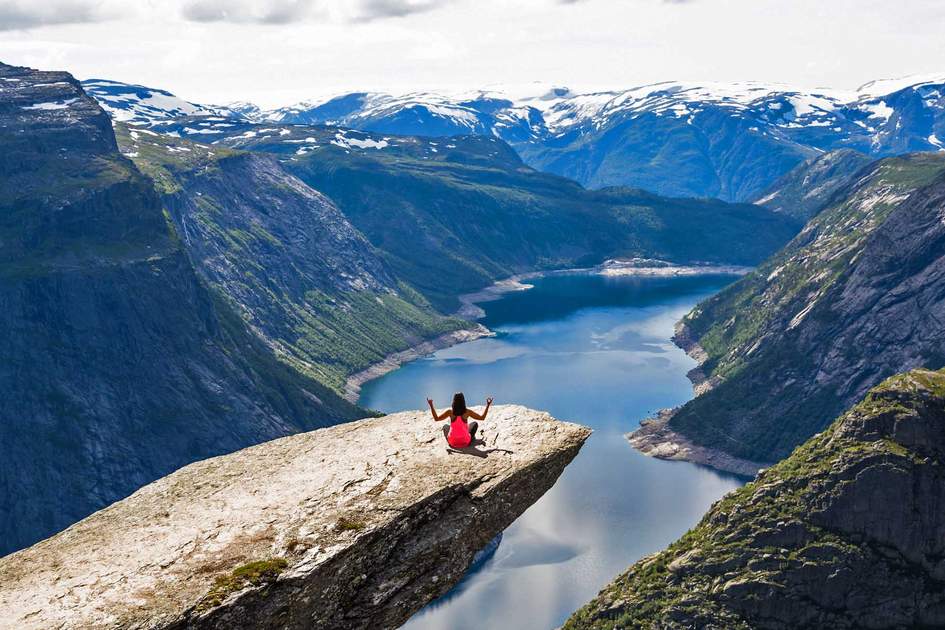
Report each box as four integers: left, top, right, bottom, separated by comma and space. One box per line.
466, 397, 493, 421
427, 398, 450, 421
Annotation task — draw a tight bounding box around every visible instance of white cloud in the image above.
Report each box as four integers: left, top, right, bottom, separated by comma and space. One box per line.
354, 0, 452, 22
177, 0, 453, 24
181, 0, 317, 24
0, 0, 126, 31
0, 0, 942, 109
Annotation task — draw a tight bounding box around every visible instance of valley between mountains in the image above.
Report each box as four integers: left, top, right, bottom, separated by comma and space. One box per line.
0, 60, 793, 556
3, 57, 945, 630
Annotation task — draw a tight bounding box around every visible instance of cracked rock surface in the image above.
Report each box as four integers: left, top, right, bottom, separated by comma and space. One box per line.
0, 405, 589, 630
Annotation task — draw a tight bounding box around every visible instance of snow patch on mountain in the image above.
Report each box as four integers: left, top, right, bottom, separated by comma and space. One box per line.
81, 79, 239, 123
331, 131, 390, 150
856, 73, 945, 99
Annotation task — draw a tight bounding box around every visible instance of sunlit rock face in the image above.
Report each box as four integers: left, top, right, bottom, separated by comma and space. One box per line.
0, 406, 590, 630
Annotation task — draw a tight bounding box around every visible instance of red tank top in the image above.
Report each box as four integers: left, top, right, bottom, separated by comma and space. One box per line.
447, 415, 471, 448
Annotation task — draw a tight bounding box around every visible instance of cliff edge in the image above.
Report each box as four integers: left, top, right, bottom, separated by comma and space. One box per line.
0, 405, 590, 630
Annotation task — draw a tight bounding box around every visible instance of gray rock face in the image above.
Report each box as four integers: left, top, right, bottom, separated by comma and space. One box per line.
566, 369, 945, 629
0, 406, 590, 630
2, 64, 114, 159
0, 63, 361, 555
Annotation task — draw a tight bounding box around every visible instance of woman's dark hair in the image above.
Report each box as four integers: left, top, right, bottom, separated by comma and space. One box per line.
451, 392, 467, 418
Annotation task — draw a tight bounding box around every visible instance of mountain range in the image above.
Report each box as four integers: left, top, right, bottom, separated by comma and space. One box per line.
112, 113, 799, 312
83, 75, 945, 201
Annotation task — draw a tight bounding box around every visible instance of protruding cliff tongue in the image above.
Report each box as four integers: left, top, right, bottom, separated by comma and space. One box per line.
0, 405, 590, 630
566, 368, 945, 629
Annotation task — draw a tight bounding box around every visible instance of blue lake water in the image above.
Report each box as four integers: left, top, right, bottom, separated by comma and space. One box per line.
360, 273, 744, 630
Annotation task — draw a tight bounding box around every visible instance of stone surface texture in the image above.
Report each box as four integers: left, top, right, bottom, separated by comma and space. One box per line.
0, 406, 590, 630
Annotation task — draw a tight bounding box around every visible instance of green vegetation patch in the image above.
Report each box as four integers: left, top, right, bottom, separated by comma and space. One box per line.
114, 122, 239, 194
197, 558, 289, 612
335, 515, 367, 532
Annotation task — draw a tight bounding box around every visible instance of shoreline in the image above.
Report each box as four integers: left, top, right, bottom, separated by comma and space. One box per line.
626, 321, 770, 478
456, 258, 752, 320
345, 258, 751, 406
671, 320, 721, 397
343, 325, 493, 403
627, 409, 768, 478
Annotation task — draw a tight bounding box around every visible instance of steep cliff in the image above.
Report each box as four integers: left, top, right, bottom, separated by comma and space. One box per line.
646, 153, 945, 466
0, 406, 590, 630
0, 63, 360, 555
116, 126, 467, 392
567, 368, 945, 629
754, 149, 873, 220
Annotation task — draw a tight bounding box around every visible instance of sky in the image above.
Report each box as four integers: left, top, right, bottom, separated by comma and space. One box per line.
1, 0, 944, 108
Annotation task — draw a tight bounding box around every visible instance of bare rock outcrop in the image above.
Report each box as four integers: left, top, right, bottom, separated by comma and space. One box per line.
0, 405, 589, 630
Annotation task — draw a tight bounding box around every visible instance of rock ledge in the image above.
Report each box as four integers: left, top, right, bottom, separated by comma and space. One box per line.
0, 405, 590, 630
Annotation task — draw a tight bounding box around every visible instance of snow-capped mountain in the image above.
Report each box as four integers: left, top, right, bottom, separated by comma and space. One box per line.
83, 75, 945, 201
265, 77, 944, 143
81, 79, 241, 123
223, 100, 264, 121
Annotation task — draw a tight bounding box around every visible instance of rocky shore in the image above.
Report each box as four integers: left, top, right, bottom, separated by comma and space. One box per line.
629, 409, 767, 478
628, 320, 770, 477
0, 406, 590, 630
670, 320, 719, 396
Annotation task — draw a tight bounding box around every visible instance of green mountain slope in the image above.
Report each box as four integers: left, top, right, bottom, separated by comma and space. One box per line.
567, 368, 945, 629
188, 124, 802, 311
664, 152, 945, 463
0, 63, 360, 555
116, 126, 466, 392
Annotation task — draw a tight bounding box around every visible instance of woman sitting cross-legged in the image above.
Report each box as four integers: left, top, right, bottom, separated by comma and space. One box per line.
427, 392, 493, 449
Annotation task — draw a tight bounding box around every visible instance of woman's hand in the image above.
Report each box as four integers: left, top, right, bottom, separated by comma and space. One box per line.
486, 397, 494, 406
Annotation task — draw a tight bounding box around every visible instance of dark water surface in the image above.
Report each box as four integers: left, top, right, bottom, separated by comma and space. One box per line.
360, 273, 744, 630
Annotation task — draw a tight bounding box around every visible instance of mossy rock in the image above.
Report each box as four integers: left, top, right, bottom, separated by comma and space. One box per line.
197, 558, 289, 612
